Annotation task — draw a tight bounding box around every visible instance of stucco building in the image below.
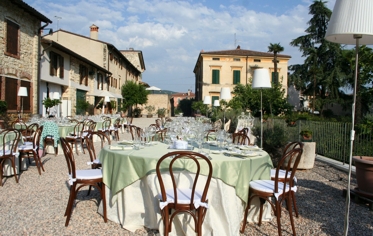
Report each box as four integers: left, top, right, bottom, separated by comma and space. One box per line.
43, 25, 144, 115
193, 46, 291, 104
0, 0, 52, 117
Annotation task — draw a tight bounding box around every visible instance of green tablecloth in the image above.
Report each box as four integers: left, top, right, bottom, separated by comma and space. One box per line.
98, 142, 273, 204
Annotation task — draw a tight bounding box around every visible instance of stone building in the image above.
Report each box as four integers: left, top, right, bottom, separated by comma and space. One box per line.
0, 0, 52, 118
193, 45, 291, 103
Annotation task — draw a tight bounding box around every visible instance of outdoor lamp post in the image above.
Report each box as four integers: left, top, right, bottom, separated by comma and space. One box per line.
17, 87, 28, 119
203, 96, 211, 117
252, 69, 271, 148
325, 1, 373, 235
220, 87, 231, 125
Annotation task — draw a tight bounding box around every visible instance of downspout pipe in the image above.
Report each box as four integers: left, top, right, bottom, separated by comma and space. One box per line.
37, 23, 49, 115
246, 56, 248, 84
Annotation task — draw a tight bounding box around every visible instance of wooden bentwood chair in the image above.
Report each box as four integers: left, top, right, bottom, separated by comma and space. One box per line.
0, 129, 21, 186
18, 126, 44, 175
60, 137, 107, 227
240, 148, 303, 236
156, 151, 213, 236
270, 141, 304, 217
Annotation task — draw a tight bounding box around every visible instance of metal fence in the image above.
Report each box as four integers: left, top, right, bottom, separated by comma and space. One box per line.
253, 118, 373, 164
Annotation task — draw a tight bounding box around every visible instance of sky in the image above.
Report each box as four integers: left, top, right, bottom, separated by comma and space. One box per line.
25, 0, 336, 92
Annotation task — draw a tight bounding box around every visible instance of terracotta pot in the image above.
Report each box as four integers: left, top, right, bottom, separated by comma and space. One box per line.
353, 156, 373, 197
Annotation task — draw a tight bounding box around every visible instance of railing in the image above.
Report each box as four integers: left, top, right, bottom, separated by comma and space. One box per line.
253, 118, 373, 164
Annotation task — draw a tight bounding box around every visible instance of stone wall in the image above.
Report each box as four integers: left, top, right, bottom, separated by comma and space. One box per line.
0, 0, 41, 114
141, 94, 171, 117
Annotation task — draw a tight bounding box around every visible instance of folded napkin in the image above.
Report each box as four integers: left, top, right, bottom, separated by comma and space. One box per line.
171, 140, 188, 150
118, 140, 133, 145
109, 146, 123, 150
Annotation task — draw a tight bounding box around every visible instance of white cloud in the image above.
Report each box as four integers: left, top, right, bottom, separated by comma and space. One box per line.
26, 0, 325, 91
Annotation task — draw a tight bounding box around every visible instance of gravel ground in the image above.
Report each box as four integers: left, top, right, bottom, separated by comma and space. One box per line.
0, 118, 372, 235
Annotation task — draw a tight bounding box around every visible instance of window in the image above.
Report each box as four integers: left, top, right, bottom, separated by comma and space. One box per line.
212, 70, 220, 84
233, 58, 240, 61
5, 78, 17, 110
97, 73, 103, 90
79, 65, 88, 86
5, 19, 19, 58
212, 58, 220, 61
254, 59, 261, 62
272, 72, 279, 84
233, 70, 240, 84
49, 51, 64, 78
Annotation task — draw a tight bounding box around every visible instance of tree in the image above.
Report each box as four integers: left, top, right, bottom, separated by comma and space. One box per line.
230, 79, 292, 117
121, 81, 149, 115
268, 43, 284, 84
289, 0, 345, 115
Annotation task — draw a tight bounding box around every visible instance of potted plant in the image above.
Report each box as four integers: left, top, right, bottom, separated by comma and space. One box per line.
285, 112, 298, 127
300, 128, 313, 141
145, 105, 155, 118
157, 108, 167, 118
133, 107, 142, 118
42, 97, 61, 116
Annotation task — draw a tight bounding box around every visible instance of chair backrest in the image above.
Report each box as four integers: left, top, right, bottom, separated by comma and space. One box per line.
156, 151, 213, 210
72, 122, 85, 136
213, 119, 222, 130
237, 128, 249, 136
274, 148, 303, 195
32, 126, 44, 149
25, 123, 39, 137
84, 131, 96, 162
0, 129, 21, 156
101, 119, 111, 131
60, 137, 76, 177
232, 132, 250, 145
279, 141, 304, 169
113, 118, 121, 128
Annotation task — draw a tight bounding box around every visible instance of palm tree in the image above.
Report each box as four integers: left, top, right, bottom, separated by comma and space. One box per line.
268, 43, 284, 84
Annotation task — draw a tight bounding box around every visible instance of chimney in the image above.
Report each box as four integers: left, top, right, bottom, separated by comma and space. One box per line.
236, 45, 241, 49
90, 24, 99, 40
187, 89, 191, 96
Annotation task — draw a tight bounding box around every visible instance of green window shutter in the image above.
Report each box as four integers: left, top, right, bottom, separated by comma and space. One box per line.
212, 96, 219, 105
272, 72, 279, 84
212, 70, 220, 84
233, 70, 240, 84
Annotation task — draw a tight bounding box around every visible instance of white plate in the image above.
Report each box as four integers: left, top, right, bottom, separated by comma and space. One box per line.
118, 140, 133, 145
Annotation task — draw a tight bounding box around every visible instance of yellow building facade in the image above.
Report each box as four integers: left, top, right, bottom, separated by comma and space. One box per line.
193, 46, 291, 103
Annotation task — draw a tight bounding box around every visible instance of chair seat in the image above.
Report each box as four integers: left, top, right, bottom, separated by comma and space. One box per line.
0, 150, 13, 156
75, 169, 102, 180
18, 144, 37, 151
66, 136, 82, 139
250, 180, 297, 199
158, 188, 208, 210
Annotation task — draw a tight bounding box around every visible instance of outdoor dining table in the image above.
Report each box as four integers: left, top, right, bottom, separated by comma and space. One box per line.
97, 142, 273, 235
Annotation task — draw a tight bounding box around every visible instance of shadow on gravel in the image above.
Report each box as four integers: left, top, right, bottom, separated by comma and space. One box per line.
297, 179, 373, 235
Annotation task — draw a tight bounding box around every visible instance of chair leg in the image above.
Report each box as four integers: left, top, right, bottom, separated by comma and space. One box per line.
292, 191, 299, 217
258, 198, 265, 226
65, 184, 76, 227
275, 200, 282, 236
287, 194, 297, 236
10, 158, 19, 183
